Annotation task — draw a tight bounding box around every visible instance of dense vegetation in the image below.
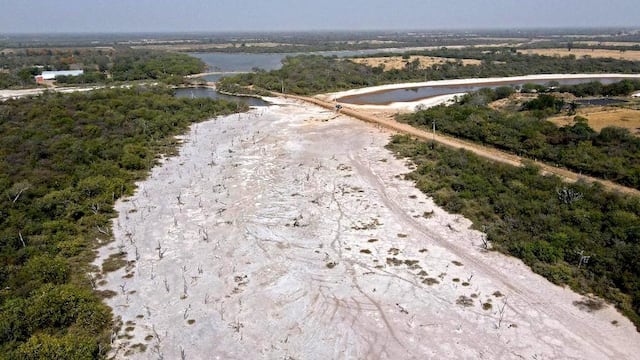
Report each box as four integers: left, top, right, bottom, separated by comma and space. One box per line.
0, 88, 247, 358
0, 48, 206, 88
219, 50, 640, 95
387, 135, 640, 330
556, 79, 640, 97
397, 90, 640, 189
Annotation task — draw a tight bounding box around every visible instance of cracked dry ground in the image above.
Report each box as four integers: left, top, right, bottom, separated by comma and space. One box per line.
96, 98, 640, 359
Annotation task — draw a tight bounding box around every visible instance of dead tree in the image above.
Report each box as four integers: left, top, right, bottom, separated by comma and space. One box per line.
497, 296, 509, 329
156, 241, 166, 259
163, 278, 170, 293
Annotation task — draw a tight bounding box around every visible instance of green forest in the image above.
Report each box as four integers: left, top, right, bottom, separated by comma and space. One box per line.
0, 48, 205, 88
397, 84, 640, 189
0, 88, 247, 358
218, 51, 640, 96
387, 135, 640, 330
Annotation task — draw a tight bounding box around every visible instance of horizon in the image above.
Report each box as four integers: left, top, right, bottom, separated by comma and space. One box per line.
1, 26, 638, 38
1, 0, 638, 34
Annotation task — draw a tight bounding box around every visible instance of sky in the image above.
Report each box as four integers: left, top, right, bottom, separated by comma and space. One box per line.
0, 0, 638, 34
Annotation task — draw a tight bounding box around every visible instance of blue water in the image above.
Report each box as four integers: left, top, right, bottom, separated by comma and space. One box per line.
574, 98, 627, 106
174, 87, 269, 107
200, 74, 227, 83
190, 49, 402, 73
339, 77, 637, 105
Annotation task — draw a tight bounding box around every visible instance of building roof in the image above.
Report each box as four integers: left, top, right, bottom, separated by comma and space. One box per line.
40, 70, 84, 80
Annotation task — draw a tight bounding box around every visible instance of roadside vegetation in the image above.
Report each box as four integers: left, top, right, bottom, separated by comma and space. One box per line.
397, 81, 640, 189
0, 87, 247, 358
218, 49, 640, 95
0, 48, 205, 89
386, 135, 640, 331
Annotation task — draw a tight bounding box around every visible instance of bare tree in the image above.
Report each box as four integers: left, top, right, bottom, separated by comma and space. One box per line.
156, 241, 166, 259
8, 181, 30, 204
496, 296, 509, 329
18, 232, 26, 248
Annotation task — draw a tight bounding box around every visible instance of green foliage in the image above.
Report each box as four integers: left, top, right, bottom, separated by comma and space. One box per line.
521, 94, 564, 113
15, 333, 98, 360
398, 100, 640, 189
219, 49, 640, 95
220, 55, 380, 95
0, 87, 247, 357
0, 48, 206, 88
558, 79, 640, 97
387, 134, 640, 330
110, 50, 205, 82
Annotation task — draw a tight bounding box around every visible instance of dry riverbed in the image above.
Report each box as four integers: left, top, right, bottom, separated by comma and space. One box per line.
96, 98, 640, 359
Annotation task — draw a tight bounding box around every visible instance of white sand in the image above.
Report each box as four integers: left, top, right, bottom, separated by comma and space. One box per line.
96, 99, 640, 359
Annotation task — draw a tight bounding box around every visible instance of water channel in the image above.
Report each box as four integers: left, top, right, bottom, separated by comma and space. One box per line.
338, 77, 640, 105
189, 51, 639, 106
174, 87, 269, 107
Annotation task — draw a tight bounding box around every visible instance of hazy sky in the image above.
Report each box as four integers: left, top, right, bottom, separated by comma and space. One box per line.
1, 0, 638, 33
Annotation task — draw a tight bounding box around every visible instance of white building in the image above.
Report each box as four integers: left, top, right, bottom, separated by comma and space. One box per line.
35, 70, 84, 83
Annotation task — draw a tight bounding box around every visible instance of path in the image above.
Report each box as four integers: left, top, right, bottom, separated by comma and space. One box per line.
284, 93, 640, 196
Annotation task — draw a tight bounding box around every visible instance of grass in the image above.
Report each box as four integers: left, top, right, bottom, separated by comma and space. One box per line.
456, 295, 474, 307
423, 278, 440, 286
518, 48, 640, 61
101, 252, 128, 273
349, 55, 481, 71
548, 107, 640, 134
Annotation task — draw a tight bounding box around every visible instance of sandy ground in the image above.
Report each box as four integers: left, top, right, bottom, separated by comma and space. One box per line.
575, 41, 640, 48
349, 56, 481, 70
96, 98, 640, 359
549, 107, 640, 134
519, 48, 640, 61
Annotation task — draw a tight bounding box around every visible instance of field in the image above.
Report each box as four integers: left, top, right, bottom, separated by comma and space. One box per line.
349, 55, 482, 70
519, 48, 640, 61
549, 106, 640, 134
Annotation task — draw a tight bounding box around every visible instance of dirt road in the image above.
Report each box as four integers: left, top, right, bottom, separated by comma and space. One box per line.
97, 99, 640, 359
288, 93, 640, 196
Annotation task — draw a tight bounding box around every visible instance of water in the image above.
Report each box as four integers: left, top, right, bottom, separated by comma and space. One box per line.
200, 73, 227, 83
190, 49, 405, 73
339, 77, 639, 105
174, 87, 270, 107
574, 98, 627, 106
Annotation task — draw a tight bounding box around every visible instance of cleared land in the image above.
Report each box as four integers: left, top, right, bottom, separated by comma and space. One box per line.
549, 106, 640, 134
574, 41, 640, 47
349, 55, 481, 70
519, 48, 640, 61
97, 99, 640, 359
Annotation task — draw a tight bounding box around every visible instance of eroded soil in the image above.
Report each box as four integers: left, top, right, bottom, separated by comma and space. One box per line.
96, 98, 640, 359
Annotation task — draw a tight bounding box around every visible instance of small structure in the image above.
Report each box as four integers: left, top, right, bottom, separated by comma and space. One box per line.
35, 70, 84, 84
632, 91, 640, 98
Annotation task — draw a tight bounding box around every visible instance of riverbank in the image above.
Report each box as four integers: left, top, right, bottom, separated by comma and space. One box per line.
96, 98, 640, 359
318, 73, 640, 111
